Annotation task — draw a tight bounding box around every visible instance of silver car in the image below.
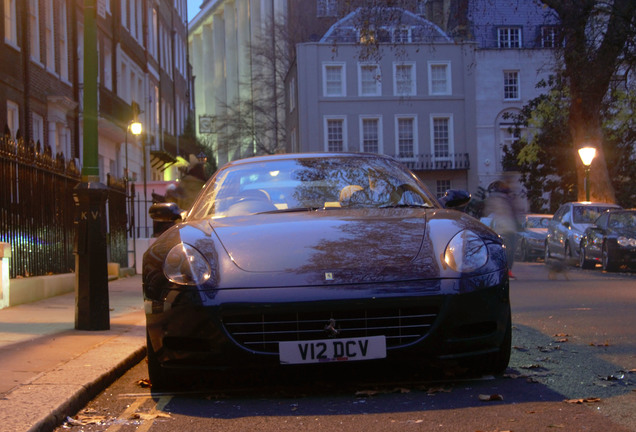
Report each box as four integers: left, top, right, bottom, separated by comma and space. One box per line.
545, 202, 621, 264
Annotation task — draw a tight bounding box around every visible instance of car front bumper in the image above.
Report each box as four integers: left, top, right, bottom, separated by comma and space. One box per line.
145, 270, 510, 371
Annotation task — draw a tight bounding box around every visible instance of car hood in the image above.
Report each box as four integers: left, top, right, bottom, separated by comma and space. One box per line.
524, 228, 547, 238
571, 222, 593, 234
211, 209, 428, 274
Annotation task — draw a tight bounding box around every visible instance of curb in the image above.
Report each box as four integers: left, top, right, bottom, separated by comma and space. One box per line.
0, 324, 147, 432
29, 345, 147, 432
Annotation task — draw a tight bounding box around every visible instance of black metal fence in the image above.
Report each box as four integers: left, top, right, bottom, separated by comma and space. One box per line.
107, 175, 128, 268
0, 135, 129, 279
393, 153, 470, 171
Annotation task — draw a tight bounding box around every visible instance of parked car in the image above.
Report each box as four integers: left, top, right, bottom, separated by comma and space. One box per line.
516, 214, 552, 262
545, 202, 622, 264
143, 153, 511, 390
579, 209, 636, 271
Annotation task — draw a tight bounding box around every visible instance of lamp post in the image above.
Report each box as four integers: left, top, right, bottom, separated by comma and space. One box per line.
75, 0, 109, 330
578, 146, 597, 202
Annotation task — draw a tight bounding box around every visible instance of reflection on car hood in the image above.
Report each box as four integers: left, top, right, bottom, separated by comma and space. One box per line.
525, 228, 547, 237
211, 209, 427, 274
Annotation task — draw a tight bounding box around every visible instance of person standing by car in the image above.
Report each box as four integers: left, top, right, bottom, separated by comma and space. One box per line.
484, 179, 521, 279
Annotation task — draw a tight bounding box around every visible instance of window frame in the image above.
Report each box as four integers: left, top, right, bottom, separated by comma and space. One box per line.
317, 0, 338, 18
498, 27, 522, 48
394, 115, 418, 159
430, 115, 454, 163
32, 113, 44, 146
392, 26, 412, 43
436, 179, 452, 198
59, 1, 69, 81
357, 63, 381, 97
29, 0, 41, 62
4, 0, 18, 48
503, 70, 520, 100
541, 26, 558, 48
7, 100, 20, 138
324, 116, 348, 152
428, 61, 451, 95
359, 115, 383, 154
45, 0, 55, 71
288, 76, 296, 112
322, 62, 346, 97
393, 62, 416, 96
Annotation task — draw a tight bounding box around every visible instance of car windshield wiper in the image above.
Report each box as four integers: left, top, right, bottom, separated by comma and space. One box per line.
379, 203, 433, 209
257, 207, 321, 214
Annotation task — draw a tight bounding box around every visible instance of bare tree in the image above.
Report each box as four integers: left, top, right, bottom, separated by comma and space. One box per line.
210, 15, 295, 157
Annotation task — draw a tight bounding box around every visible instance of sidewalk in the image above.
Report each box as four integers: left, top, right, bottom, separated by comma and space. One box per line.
0, 275, 146, 432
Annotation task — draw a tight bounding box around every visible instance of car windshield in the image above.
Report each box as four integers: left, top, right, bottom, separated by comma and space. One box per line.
608, 212, 636, 229
189, 156, 436, 218
572, 206, 618, 224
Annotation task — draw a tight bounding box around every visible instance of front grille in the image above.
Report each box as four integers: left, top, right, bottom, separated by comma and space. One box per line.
223, 307, 438, 354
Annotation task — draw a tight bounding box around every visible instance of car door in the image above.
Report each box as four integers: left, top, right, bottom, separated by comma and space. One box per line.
586, 213, 608, 260
547, 205, 567, 258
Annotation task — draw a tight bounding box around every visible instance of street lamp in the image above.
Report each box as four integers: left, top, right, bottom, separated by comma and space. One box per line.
124, 120, 143, 181
578, 146, 597, 202
124, 120, 142, 270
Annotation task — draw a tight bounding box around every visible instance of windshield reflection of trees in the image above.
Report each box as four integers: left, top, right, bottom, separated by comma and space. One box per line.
609, 212, 636, 229
205, 157, 433, 216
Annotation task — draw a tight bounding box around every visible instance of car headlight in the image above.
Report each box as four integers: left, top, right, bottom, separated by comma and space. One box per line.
444, 230, 489, 272
617, 236, 636, 247
164, 243, 212, 286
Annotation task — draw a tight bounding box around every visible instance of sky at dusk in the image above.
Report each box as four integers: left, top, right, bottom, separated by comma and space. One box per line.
187, 0, 204, 22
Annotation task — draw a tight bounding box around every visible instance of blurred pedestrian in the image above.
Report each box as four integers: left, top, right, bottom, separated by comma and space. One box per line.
165, 162, 208, 211
484, 179, 521, 279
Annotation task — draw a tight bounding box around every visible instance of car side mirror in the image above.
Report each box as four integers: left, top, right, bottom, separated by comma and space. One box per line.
563, 221, 571, 229
149, 202, 184, 222
439, 189, 471, 209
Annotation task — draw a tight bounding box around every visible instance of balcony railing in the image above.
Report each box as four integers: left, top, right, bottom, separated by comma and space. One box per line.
391, 153, 470, 171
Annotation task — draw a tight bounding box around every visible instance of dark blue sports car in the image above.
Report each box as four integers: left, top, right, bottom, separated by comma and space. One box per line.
580, 209, 636, 272
143, 153, 511, 390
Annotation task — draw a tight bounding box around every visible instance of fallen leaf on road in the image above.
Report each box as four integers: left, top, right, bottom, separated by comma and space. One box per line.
130, 412, 171, 420
479, 394, 503, 401
65, 415, 108, 426
589, 341, 610, 347
426, 387, 452, 395
564, 397, 601, 404
136, 379, 152, 388
520, 364, 544, 370
355, 387, 410, 397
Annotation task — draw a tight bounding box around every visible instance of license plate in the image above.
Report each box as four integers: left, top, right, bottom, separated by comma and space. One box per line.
279, 336, 386, 364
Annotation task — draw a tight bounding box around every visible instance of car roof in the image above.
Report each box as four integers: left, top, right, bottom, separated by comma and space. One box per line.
561, 202, 622, 208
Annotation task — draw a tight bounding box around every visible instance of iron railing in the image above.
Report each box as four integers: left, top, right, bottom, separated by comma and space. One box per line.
0, 135, 129, 278
0, 136, 80, 278
392, 153, 470, 171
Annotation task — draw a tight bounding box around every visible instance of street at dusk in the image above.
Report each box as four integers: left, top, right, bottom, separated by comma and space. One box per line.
1, 1, 634, 431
